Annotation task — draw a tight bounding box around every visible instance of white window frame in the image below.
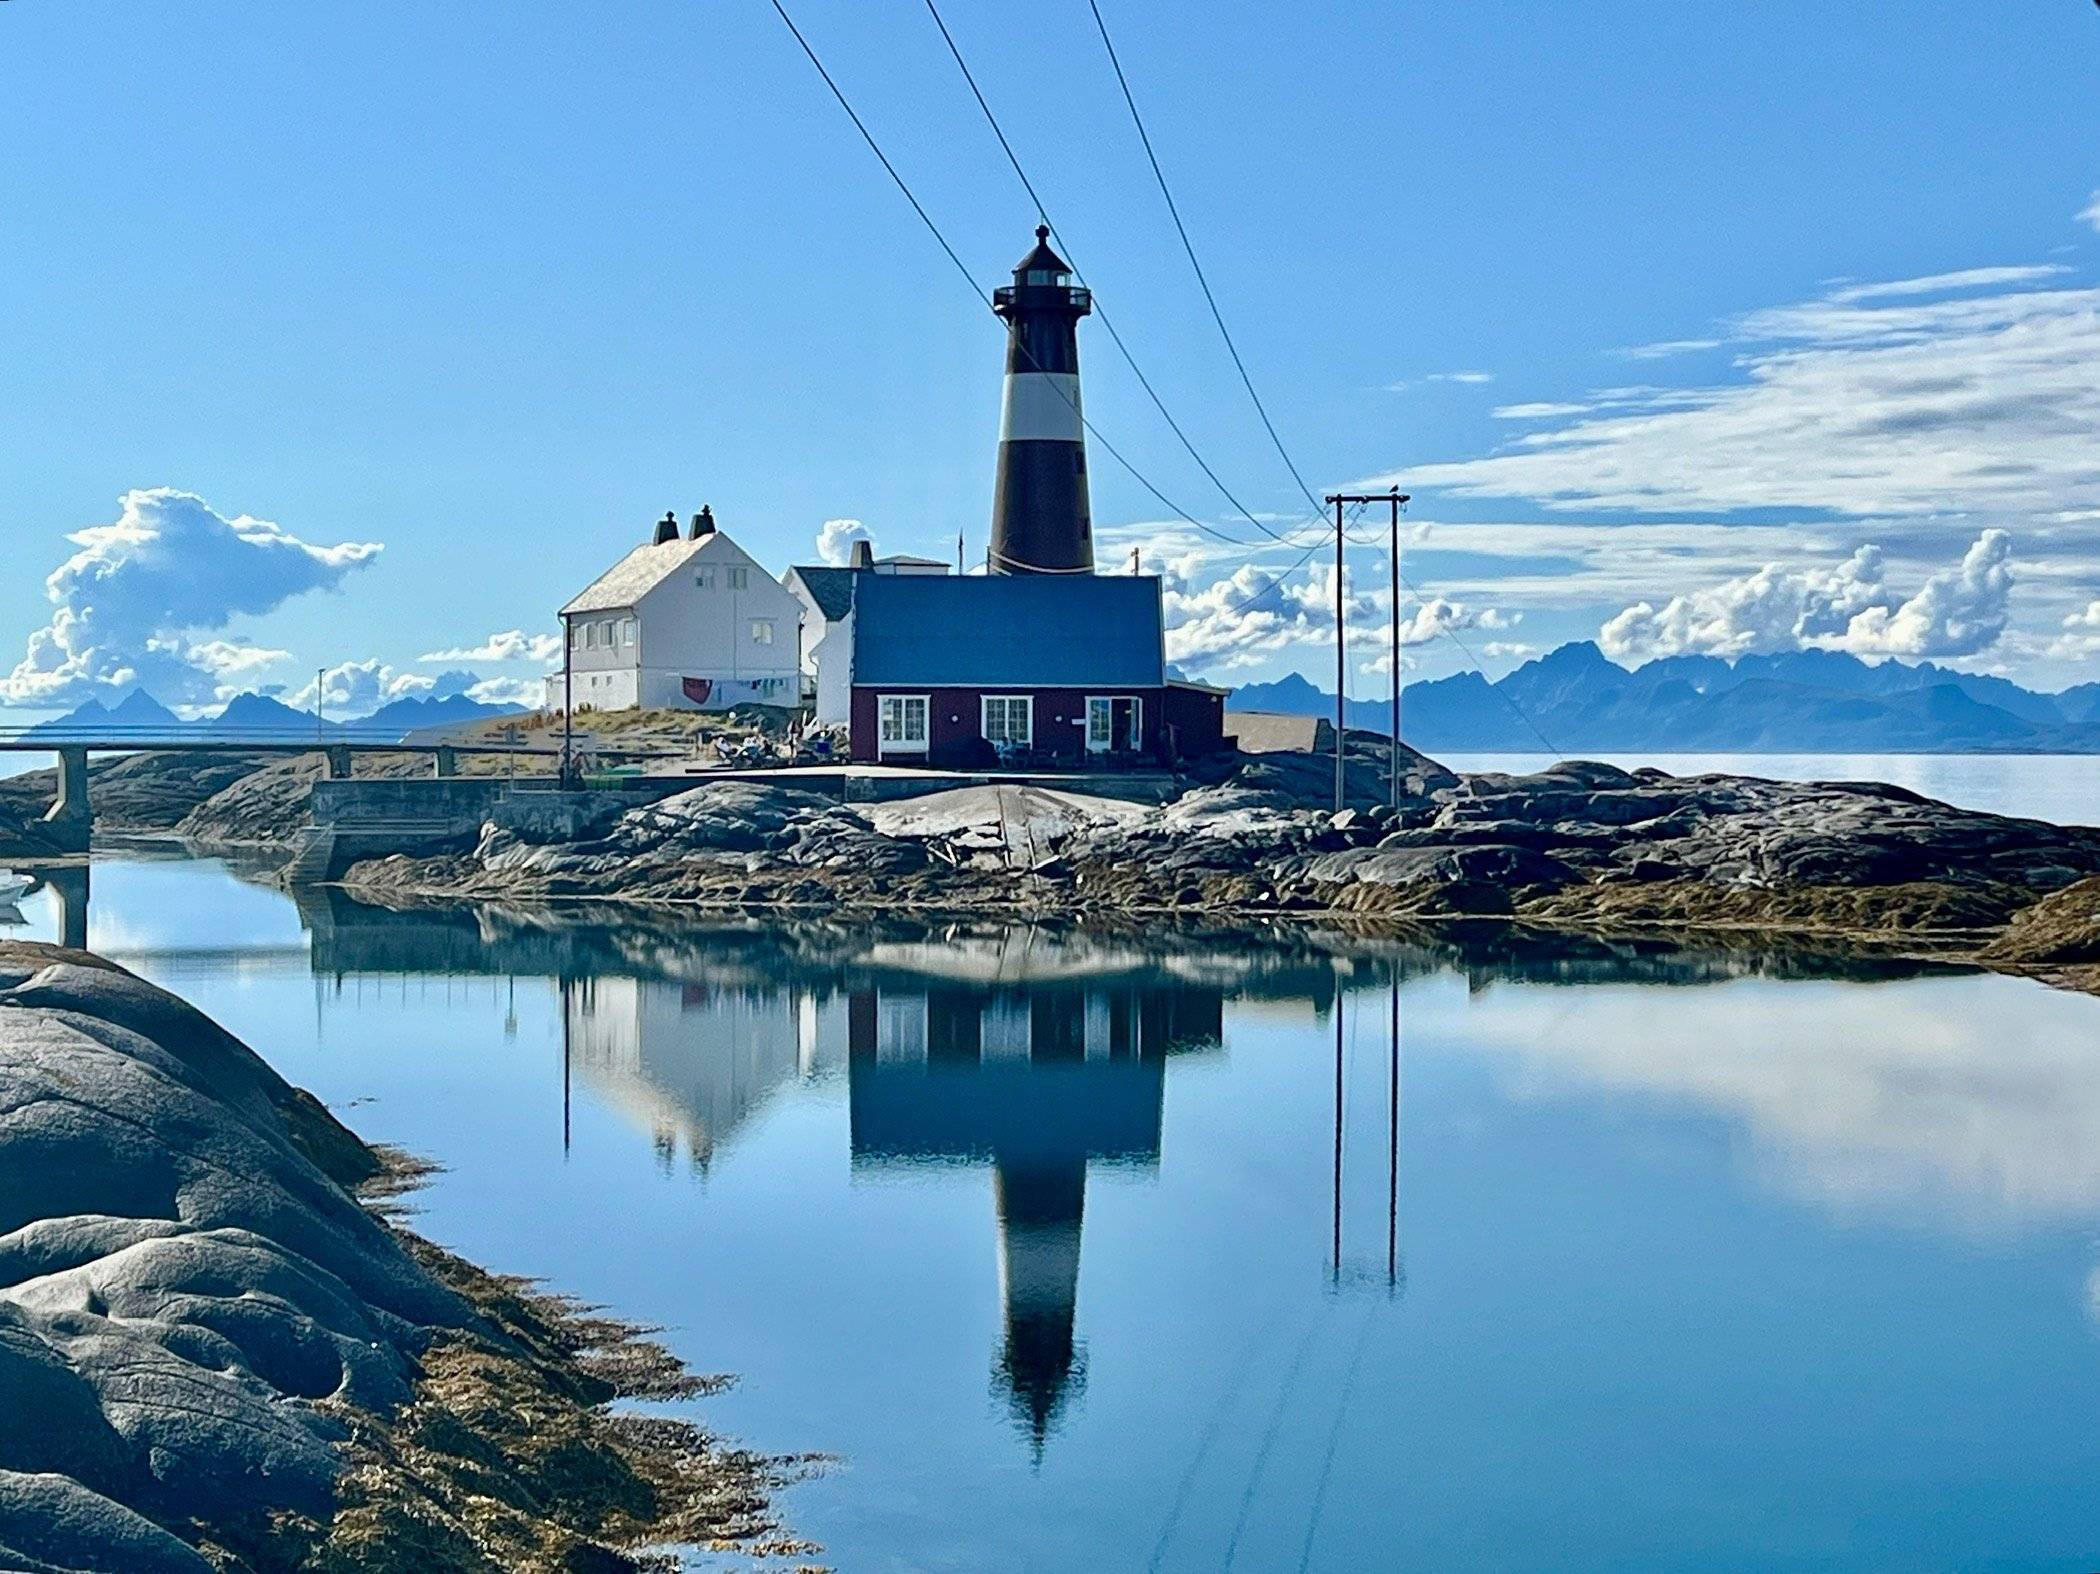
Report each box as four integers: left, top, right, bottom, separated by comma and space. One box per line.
727, 565, 750, 591
619, 616, 637, 646
695, 566, 716, 589
981, 693, 1033, 748
1085, 695, 1142, 751
749, 618, 776, 646
878, 694, 930, 754
583, 622, 597, 649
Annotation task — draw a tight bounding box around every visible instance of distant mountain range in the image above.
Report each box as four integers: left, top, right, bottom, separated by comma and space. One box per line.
1228, 643, 2100, 754
16, 688, 526, 745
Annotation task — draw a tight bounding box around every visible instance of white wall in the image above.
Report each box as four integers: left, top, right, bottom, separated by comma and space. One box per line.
634, 533, 803, 700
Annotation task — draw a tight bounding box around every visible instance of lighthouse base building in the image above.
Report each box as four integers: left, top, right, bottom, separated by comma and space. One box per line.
843, 573, 1223, 768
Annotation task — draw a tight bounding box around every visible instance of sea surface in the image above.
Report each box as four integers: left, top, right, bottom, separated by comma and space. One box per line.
6, 848, 2100, 1571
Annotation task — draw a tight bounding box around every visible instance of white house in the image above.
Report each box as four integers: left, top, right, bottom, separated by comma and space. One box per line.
782, 540, 949, 727
546, 509, 806, 713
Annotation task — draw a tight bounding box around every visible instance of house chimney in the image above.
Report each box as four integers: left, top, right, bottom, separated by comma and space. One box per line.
849, 539, 875, 570
653, 510, 679, 545
690, 505, 716, 539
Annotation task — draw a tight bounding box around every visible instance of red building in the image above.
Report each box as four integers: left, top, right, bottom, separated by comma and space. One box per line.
846, 572, 1224, 769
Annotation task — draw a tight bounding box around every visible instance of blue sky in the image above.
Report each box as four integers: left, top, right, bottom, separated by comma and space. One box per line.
4, 1, 2099, 714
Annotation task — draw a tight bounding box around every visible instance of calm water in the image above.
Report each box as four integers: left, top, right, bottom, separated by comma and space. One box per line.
8, 855, 2100, 1570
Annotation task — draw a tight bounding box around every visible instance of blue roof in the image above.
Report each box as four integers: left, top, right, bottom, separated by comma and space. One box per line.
852, 573, 1165, 688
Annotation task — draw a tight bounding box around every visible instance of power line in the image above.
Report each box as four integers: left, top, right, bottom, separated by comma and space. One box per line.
1087, 0, 1328, 522
765, 0, 1253, 553
920, 0, 1309, 548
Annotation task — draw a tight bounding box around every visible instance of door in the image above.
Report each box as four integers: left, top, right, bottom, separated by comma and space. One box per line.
1085, 697, 1142, 752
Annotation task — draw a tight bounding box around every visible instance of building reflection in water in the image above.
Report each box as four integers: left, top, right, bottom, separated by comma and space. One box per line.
561, 975, 834, 1173
531, 918, 1231, 1451
846, 977, 1223, 1451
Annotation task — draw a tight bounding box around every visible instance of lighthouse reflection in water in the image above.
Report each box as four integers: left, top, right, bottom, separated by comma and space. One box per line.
545, 926, 1223, 1451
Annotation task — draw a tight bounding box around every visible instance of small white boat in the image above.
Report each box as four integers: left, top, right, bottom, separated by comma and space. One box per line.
0, 870, 34, 905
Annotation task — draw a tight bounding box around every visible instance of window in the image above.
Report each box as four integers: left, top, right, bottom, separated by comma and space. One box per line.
568, 621, 582, 651
878, 694, 928, 751
695, 567, 716, 589
619, 617, 637, 646
749, 619, 775, 645
597, 619, 614, 649
727, 566, 750, 591
582, 623, 597, 650
982, 694, 1032, 747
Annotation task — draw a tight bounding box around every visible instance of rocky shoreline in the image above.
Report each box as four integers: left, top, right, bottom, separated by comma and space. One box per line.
329, 753, 2100, 993
0, 942, 811, 1572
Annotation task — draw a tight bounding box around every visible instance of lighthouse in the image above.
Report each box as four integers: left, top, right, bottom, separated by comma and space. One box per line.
988, 226, 1094, 574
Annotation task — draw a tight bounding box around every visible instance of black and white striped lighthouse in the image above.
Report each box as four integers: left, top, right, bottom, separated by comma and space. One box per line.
988, 226, 1094, 574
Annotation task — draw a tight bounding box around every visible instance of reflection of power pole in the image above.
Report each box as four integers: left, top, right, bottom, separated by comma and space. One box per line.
1331, 991, 1344, 1281
560, 975, 573, 1156
1323, 490, 1410, 811
1388, 976, 1401, 1286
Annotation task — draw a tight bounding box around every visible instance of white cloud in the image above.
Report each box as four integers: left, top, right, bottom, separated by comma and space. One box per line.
190, 640, 293, 686
1430, 370, 1494, 385
1396, 269, 2100, 520
1599, 529, 2015, 663
1824, 264, 2069, 303
288, 658, 437, 715
464, 675, 546, 708
1493, 401, 1592, 420
2051, 599, 2100, 661
816, 517, 871, 566
2080, 191, 2100, 235
2, 488, 380, 708
1150, 546, 1507, 675
1612, 337, 1723, 360
418, 629, 561, 664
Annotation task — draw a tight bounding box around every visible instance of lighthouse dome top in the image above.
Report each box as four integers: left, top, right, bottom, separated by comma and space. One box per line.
1013, 224, 1073, 283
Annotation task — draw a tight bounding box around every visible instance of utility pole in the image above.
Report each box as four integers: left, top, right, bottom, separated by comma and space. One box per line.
1385, 488, 1410, 806
1323, 490, 1409, 813
1130, 546, 1141, 576
560, 614, 574, 787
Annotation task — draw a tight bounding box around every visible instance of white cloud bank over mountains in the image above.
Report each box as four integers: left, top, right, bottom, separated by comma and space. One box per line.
0, 490, 561, 716
1601, 529, 2014, 664
1148, 549, 1510, 673
1380, 250, 2100, 678
2, 489, 381, 708
417, 629, 563, 664
1397, 267, 2100, 519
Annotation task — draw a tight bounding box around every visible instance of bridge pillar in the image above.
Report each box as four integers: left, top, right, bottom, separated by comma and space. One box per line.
325, 745, 353, 780
46, 864, 90, 951
432, 746, 458, 779
40, 747, 91, 852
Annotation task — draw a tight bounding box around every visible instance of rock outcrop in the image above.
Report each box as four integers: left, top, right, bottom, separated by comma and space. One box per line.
334, 756, 2100, 981
0, 942, 787, 1570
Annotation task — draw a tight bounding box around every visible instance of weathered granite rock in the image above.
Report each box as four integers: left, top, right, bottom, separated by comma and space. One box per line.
331, 755, 2100, 987
0, 950, 463, 1549
0, 943, 785, 1569
1982, 876, 2100, 965
0, 752, 281, 842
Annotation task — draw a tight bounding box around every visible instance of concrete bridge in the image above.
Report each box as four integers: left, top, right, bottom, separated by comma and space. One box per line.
0, 738, 657, 852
